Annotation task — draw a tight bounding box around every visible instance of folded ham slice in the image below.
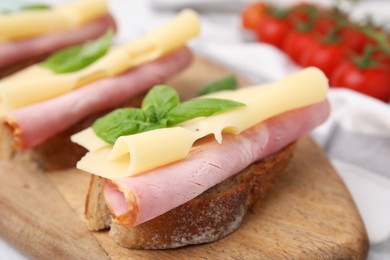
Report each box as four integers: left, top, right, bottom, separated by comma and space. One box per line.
5, 47, 192, 150
0, 14, 116, 71
103, 100, 330, 228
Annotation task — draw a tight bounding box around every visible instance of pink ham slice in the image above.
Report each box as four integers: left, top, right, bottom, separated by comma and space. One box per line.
103, 100, 330, 228
5, 47, 193, 150
0, 14, 116, 70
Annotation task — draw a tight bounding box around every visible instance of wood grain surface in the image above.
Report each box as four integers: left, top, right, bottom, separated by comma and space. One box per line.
0, 56, 368, 259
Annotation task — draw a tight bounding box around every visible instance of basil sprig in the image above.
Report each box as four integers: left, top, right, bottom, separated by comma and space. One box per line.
92, 85, 245, 144
41, 29, 113, 73
198, 75, 238, 96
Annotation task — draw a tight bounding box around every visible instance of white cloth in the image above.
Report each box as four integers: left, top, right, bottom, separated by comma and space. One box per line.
1, 0, 389, 259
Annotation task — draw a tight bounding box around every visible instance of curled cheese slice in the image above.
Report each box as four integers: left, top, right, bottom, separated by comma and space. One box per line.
0, 9, 200, 114
77, 128, 196, 179
0, 75, 77, 112
73, 67, 328, 179
190, 66, 329, 141
0, 0, 108, 42
82, 9, 201, 76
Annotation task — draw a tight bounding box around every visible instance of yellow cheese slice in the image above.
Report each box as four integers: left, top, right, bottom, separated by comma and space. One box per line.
0, 0, 108, 42
78, 127, 196, 176
70, 127, 108, 152
0, 9, 201, 115
72, 67, 328, 179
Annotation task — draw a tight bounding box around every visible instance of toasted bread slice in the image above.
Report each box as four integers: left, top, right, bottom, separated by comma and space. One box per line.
85, 142, 295, 249
85, 174, 112, 231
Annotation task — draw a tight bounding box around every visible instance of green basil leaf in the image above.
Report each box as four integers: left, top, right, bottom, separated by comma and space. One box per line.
141, 85, 180, 122
92, 86, 245, 144
41, 28, 113, 73
198, 75, 238, 96
167, 98, 245, 126
92, 108, 164, 145
21, 3, 51, 11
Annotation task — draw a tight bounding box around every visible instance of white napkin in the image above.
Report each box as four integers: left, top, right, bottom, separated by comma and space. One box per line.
312, 89, 390, 243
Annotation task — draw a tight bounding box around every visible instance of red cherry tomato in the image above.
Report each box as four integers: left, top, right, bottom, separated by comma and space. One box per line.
301, 41, 346, 78
373, 34, 390, 68
339, 27, 373, 54
287, 3, 319, 24
314, 16, 336, 36
331, 61, 390, 102
255, 16, 292, 49
241, 3, 268, 31
376, 52, 390, 68
283, 31, 315, 65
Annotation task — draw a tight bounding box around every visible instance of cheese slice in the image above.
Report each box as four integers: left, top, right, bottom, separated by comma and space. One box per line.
72, 67, 328, 179
0, 9, 200, 114
70, 127, 108, 152
0, 0, 108, 42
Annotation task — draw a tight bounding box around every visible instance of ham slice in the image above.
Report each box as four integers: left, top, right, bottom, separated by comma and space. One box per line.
0, 14, 116, 70
103, 100, 330, 228
5, 47, 193, 150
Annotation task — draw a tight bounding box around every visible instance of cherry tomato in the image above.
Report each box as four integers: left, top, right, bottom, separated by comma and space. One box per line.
314, 17, 336, 36
379, 54, 390, 68
313, 7, 347, 36
283, 30, 315, 65
287, 3, 319, 24
255, 16, 292, 49
241, 3, 268, 31
373, 50, 390, 69
301, 41, 346, 78
339, 26, 373, 54
331, 61, 390, 102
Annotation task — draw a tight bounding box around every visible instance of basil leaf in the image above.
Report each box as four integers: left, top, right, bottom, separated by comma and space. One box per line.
198, 75, 238, 96
21, 3, 51, 11
92, 108, 164, 145
92, 86, 245, 144
141, 85, 180, 122
167, 98, 245, 126
41, 28, 113, 73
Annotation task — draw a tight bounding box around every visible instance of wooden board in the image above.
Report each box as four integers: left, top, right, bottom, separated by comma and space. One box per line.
0, 56, 368, 259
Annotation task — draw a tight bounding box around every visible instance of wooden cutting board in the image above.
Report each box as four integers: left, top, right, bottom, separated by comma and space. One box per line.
0, 56, 368, 259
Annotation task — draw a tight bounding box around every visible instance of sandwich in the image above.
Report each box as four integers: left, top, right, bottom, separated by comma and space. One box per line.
0, 9, 200, 170
0, 0, 116, 78
71, 67, 330, 249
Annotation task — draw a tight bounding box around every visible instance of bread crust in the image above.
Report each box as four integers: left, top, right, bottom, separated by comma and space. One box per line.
85, 174, 112, 231
85, 143, 295, 249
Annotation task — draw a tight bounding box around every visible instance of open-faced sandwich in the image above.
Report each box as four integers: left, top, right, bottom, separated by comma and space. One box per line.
0, 0, 117, 78
71, 67, 330, 249
0, 9, 200, 170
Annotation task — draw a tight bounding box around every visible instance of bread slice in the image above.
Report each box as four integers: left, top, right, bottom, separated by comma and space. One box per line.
85, 174, 112, 231
85, 142, 295, 249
